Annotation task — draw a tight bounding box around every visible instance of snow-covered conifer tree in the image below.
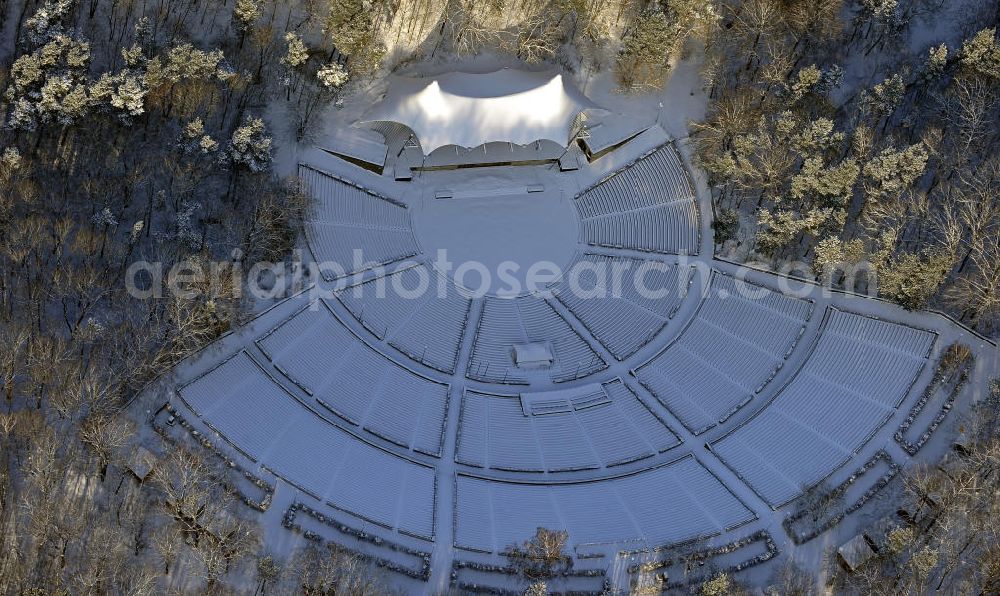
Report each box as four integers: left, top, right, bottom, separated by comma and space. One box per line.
316, 62, 348, 90
22, 0, 75, 48
227, 116, 272, 173
281, 33, 309, 68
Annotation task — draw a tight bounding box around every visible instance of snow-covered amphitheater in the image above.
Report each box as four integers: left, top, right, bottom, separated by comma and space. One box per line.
145, 69, 998, 593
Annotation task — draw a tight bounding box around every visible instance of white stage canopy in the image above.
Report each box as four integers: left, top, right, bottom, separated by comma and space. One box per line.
361, 68, 602, 153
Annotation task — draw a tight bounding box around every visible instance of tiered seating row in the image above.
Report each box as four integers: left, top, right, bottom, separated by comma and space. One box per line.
256, 301, 450, 457
711, 308, 936, 507
555, 254, 691, 359
337, 264, 472, 374
574, 144, 699, 255
456, 381, 678, 472
580, 202, 700, 255
300, 166, 420, 276
178, 351, 436, 539
575, 144, 694, 218
454, 456, 754, 553
467, 296, 606, 384
302, 165, 409, 227
636, 272, 812, 434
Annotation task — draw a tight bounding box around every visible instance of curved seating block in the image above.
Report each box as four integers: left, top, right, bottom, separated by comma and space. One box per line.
257, 302, 449, 457
337, 264, 472, 374
300, 166, 419, 275
468, 296, 606, 384
457, 381, 678, 472
574, 144, 699, 255
711, 308, 935, 507
178, 351, 435, 539
580, 203, 699, 255
554, 254, 690, 359
635, 272, 811, 433
575, 144, 694, 218
454, 456, 753, 553
300, 165, 409, 227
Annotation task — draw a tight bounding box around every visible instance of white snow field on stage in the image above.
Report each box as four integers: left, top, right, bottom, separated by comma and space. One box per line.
711, 308, 936, 507
553, 253, 691, 359
454, 455, 754, 553
574, 144, 699, 255
411, 183, 580, 298
177, 351, 436, 539
635, 271, 813, 434
456, 381, 678, 472
256, 301, 450, 457
467, 295, 607, 384
299, 165, 419, 276
336, 264, 472, 374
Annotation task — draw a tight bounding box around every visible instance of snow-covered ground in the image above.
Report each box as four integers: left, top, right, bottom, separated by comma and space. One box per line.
131, 62, 1000, 594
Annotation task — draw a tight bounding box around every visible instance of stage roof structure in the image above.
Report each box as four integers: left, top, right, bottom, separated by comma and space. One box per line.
361, 68, 602, 153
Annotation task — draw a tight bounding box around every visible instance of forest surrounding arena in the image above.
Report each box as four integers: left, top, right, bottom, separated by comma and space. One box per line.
151, 70, 999, 593
4, 0, 999, 593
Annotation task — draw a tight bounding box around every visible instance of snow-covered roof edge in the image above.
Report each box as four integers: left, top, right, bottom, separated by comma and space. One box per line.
360, 68, 603, 153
